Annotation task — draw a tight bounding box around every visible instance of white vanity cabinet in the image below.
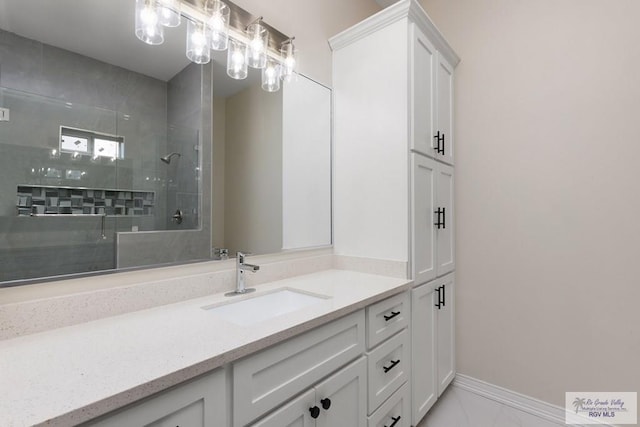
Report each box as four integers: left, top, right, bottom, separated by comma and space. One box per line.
412, 154, 455, 285
330, 0, 458, 282
250, 357, 367, 427
77, 289, 414, 427
243, 292, 412, 427
411, 24, 455, 165
364, 293, 411, 426
85, 369, 227, 427
233, 310, 365, 426
331, 1, 458, 425
435, 274, 455, 394
411, 273, 455, 424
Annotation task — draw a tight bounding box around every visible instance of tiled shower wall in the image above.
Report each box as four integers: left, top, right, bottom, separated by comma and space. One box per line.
0, 28, 207, 282
166, 63, 203, 231
116, 62, 213, 269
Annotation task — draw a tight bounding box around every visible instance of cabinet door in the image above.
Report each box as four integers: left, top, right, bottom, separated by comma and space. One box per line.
411, 154, 437, 285
410, 283, 437, 425
250, 389, 315, 427
410, 24, 436, 157
436, 274, 455, 395
233, 310, 364, 426
316, 357, 367, 427
435, 53, 454, 165
435, 162, 455, 276
86, 369, 226, 427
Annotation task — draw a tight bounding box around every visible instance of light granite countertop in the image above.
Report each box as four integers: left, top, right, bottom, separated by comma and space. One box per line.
0, 269, 412, 427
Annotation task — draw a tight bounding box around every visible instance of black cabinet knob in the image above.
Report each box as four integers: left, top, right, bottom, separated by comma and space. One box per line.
309, 406, 320, 419
321, 398, 332, 410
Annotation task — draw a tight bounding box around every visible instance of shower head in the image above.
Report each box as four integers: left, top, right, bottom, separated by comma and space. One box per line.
160, 152, 181, 164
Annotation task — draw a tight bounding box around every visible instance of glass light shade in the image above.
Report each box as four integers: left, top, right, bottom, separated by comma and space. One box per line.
262, 59, 281, 92
186, 20, 211, 65
158, 0, 181, 27
135, 0, 164, 45
209, 1, 230, 51
280, 40, 296, 82
246, 22, 268, 69
227, 39, 248, 80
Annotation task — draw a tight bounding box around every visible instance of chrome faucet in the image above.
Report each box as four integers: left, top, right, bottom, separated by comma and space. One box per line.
225, 251, 260, 296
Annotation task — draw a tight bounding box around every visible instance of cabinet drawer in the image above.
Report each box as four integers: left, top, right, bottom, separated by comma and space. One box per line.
85, 369, 226, 427
367, 329, 410, 414
366, 292, 409, 349
368, 382, 410, 427
233, 310, 365, 426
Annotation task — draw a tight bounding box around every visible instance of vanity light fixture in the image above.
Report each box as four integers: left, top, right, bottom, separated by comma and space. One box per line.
280, 38, 297, 83
209, 0, 230, 51
246, 18, 267, 69
158, 0, 181, 27
135, 0, 164, 45
262, 57, 281, 92
133, 0, 296, 91
227, 38, 248, 80
186, 19, 211, 64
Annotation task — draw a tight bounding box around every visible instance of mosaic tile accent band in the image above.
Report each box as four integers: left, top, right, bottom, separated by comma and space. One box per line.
16, 185, 155, 216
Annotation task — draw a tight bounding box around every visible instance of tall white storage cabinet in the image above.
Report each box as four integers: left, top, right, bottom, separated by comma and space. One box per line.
330, 1, 459, 425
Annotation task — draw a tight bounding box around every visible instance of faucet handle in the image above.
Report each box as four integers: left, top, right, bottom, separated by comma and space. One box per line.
236, 251, 252, 262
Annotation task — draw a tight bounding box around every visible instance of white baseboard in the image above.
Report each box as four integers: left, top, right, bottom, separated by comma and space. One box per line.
453, 374, 617, 427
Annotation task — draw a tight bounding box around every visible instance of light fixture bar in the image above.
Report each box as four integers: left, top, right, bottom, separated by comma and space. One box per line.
179, 0, 292, 61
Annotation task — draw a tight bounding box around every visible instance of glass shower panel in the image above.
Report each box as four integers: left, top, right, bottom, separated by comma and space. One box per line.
0, 87, 119, 283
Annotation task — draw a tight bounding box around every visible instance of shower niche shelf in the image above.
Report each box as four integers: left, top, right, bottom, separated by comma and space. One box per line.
16, 185, 155, 217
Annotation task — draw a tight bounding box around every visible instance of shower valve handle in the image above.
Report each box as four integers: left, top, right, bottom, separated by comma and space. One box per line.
172, 209, 183, 224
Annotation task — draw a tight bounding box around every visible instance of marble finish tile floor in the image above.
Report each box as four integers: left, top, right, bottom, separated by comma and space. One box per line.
418, 386, 564, 427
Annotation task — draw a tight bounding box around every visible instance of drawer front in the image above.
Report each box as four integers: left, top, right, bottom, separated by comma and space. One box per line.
367, 329, 410, 414
233, 310, 365, 426
367, 382, 410, 427
366, 292, 409, 349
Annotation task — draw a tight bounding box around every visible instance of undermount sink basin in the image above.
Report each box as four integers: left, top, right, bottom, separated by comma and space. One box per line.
202, 288, 330, 326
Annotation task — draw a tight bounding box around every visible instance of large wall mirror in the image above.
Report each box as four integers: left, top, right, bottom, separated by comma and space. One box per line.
0, 0, 331, 286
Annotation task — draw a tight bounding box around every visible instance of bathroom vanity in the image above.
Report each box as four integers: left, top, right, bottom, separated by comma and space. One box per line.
0, 269, 412, 426
0, 1, 458, 426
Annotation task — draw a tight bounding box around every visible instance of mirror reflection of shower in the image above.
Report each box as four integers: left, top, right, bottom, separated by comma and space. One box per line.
160, 152, 181, 164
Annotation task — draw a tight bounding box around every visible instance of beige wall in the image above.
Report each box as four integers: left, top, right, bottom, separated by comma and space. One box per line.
224, 85, 283, 255
230, 0, 381, 85
421, 0, 640, 407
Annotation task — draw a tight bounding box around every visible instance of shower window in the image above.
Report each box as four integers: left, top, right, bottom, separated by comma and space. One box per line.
59, 127, 124, 160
